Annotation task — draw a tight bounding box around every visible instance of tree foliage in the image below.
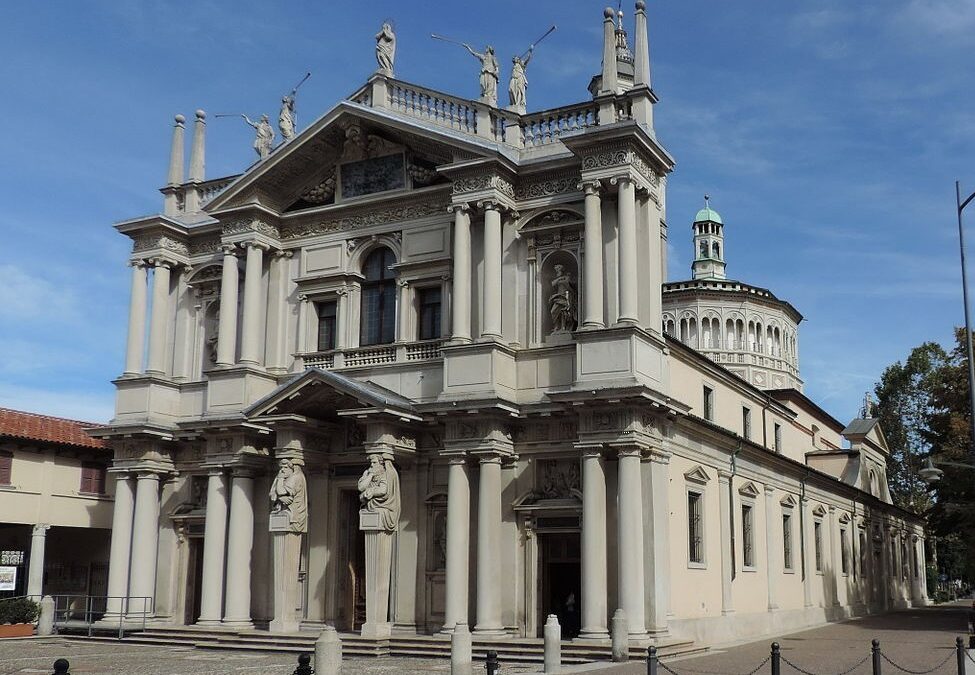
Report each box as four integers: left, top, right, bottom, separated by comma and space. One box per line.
873, 329, 975, 584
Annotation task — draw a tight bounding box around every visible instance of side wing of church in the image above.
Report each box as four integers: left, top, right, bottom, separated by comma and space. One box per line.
93, 4, 926, 647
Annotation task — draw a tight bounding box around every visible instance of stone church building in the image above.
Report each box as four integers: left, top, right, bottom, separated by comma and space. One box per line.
94, 4, 927, 647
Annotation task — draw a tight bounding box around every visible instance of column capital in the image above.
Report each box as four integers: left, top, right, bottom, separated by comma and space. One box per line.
445, 454, 469, 466
272, 249, 294, 260
609, 173, 633, 188
127, 259, 149, 269
612, 443, 645, 459
473, 452, 504, 465
448, 202, 472, 214
717, 469, 732, 484
32, 524, 50, 536
764, 485, 775, 496
579, 179, 603, 194
828, 504, 836, 513
136, 470, 163, 482
220, 243, 239, 257
574, 442, 604, 458
243, 240, 271, 252
648, 449, 672, 465
148, 257, 174, 270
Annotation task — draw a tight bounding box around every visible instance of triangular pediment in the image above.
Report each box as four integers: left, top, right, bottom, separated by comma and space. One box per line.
205, 101, 498, 215
812, 504, 827, 517
245, 368, 420, 423
738, 481, 760, 498
683, 465, 711, 485
780, 493, 798, 508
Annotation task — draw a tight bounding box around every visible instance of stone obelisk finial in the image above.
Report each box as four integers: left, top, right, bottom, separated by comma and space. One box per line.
599, 7, 619, 96
163, 114, 185, 216
633, 1, 650, 88
185, 109, 207, 212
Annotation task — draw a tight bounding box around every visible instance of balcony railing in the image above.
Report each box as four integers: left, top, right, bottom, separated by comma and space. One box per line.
300, 339, 446, 370
519, 102, 599, 147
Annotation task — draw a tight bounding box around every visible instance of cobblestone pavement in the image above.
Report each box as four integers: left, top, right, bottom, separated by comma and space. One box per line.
1, 605, 971, 675
598, 603, 973, 675
0, 639, 539, 675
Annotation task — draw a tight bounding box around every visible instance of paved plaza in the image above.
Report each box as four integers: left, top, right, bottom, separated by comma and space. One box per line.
0, 604, 970, 675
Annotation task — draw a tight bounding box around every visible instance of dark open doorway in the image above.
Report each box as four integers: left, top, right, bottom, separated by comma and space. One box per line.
539, 532, 580, 638
337, 490, 366, 632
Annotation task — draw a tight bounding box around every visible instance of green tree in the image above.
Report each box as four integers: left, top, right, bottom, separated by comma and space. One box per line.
873, 342, 948, 513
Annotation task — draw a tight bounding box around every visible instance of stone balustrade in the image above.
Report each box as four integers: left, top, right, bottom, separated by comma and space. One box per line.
385, 80, 478, 135
300, 338, 445, 371
519, 101, 599, 147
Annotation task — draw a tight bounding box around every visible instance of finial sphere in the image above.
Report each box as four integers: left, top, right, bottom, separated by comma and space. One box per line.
174, 114, 186, 124
636, 0, 646, 10
195, 109, 206, 119
604, 7, 615, 18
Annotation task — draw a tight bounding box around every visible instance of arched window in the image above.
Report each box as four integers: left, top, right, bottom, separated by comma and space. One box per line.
360, 247, 397, 346
699, 240, 708, 258
712, 241, 720, 259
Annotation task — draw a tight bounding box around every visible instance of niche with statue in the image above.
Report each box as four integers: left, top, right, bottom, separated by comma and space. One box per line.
540, 251, 579, 343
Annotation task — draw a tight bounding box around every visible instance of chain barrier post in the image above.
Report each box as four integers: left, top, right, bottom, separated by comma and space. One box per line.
771, 642, 780, 675
647, 645, 658, 675
969, 610, 975, 650
485, 650, 499, 675
958, 637, 966, 675
293, 653, 313, 675
872, 639, 882, 675
52, 659, 70, 675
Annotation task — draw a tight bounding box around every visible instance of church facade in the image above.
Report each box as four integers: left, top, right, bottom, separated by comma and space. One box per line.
94, 5, 926, 647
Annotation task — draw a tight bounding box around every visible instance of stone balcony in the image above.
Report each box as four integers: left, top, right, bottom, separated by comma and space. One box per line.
297, 338, 447, 370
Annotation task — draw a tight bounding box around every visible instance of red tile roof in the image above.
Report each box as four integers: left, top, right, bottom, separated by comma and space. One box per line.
0, 407, 109, 451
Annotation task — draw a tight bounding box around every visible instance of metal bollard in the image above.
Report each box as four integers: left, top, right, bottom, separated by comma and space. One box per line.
957, 637, 965, 675
871, 639, 882, 675
485, 650, 499, 675
969, 611, 975, 650
647, 645, 658, 675
771, 642, 780, 675
294, 652, 314, 675
52, 659, 70, 675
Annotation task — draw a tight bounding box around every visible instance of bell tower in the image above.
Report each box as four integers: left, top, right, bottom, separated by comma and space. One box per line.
691, 196, 726, 280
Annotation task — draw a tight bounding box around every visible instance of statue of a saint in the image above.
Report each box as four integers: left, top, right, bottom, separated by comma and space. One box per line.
508, 47, 533, 111
242, 114, 274, 159
278, 94, 296, 142
463, 44, 499, 106
549, 264, 577, 333
357, 454, 401, 532
375, 22, 396, 76
269, 458, 308, 533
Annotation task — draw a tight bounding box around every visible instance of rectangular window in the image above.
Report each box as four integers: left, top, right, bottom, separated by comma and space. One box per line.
742, 503, 754, 568
913, 544, 919, 578
782, 513, 794, 570
859, 531, 867, 576
0, 452, 11, 486
80, 463, 106, 495
814, 521, 823, 572
316, 301, 338, 352
417, 287, 442, 340
840, 527, 849, 575
742, 407, 752, 440
703, 386, 714, 421
774, 423, 782, 453
688, 491, 704, 564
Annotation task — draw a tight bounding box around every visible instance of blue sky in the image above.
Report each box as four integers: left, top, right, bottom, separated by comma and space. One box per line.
0, 1, 971, 424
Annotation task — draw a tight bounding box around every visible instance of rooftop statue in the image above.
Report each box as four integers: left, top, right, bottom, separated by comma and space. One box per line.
269, 458, 308, 534
508, 46, 533, 112
242, 114, 275, 159
463, 44, 500, 106
357, 454, 401, 532
278, 95, 296, 142
375, 21, 396, 76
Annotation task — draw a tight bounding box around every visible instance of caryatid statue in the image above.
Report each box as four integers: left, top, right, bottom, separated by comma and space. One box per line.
508, 46, 534, 112
375, 21, 396, 76
269, 458, 308, 533
242, 114, 274, 159
463, 43, 500, 106
357, 454, 401, 532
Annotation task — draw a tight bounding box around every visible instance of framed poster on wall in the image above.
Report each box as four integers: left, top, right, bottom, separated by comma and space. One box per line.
0, 566, 16, 591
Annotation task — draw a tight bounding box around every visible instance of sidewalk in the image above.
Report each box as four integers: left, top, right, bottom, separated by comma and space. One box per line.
587, 603, 972, 675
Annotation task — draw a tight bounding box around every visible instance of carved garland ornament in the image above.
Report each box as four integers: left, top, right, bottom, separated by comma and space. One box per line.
282, 197, 448, 239
188, 237, 221, 256
514, 174, 581, 200
132, 234, 189, 256
451, 174, 515, 200
222, 219, 280, 238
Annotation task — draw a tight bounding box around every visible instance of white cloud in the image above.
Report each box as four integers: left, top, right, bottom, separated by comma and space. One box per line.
0, 264, 78, 323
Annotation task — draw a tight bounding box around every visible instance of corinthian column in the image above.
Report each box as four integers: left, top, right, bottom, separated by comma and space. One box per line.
146, 260, 173, 375
443, 457, 470, 632
481, 202, 502, 339
579, 446, 609, 639
474, 455, 504, 636
26, 524, 49, 598
451, 204, 472, 343
127, 472, 161, 619
581, 181, 605, 328
104, 474, 135, 618
223, 470, 255, 627
123, 261, 149, 375
613, 175, 639, 325
239, 241, 268, 366
617, 445, 648, 639
197, 469, 229, 625
216, 245, 239, 366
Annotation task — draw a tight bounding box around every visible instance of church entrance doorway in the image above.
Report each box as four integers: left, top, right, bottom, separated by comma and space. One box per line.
336, 489, 366, 632
538, 531, 580, 638
183, 537, 204, 625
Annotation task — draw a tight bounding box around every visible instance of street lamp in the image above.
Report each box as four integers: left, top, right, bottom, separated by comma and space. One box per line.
955, 181, 975, 482
919, 455, 975, 485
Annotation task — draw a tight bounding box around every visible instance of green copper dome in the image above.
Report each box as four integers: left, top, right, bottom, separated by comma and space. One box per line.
694, 206, 723, 224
